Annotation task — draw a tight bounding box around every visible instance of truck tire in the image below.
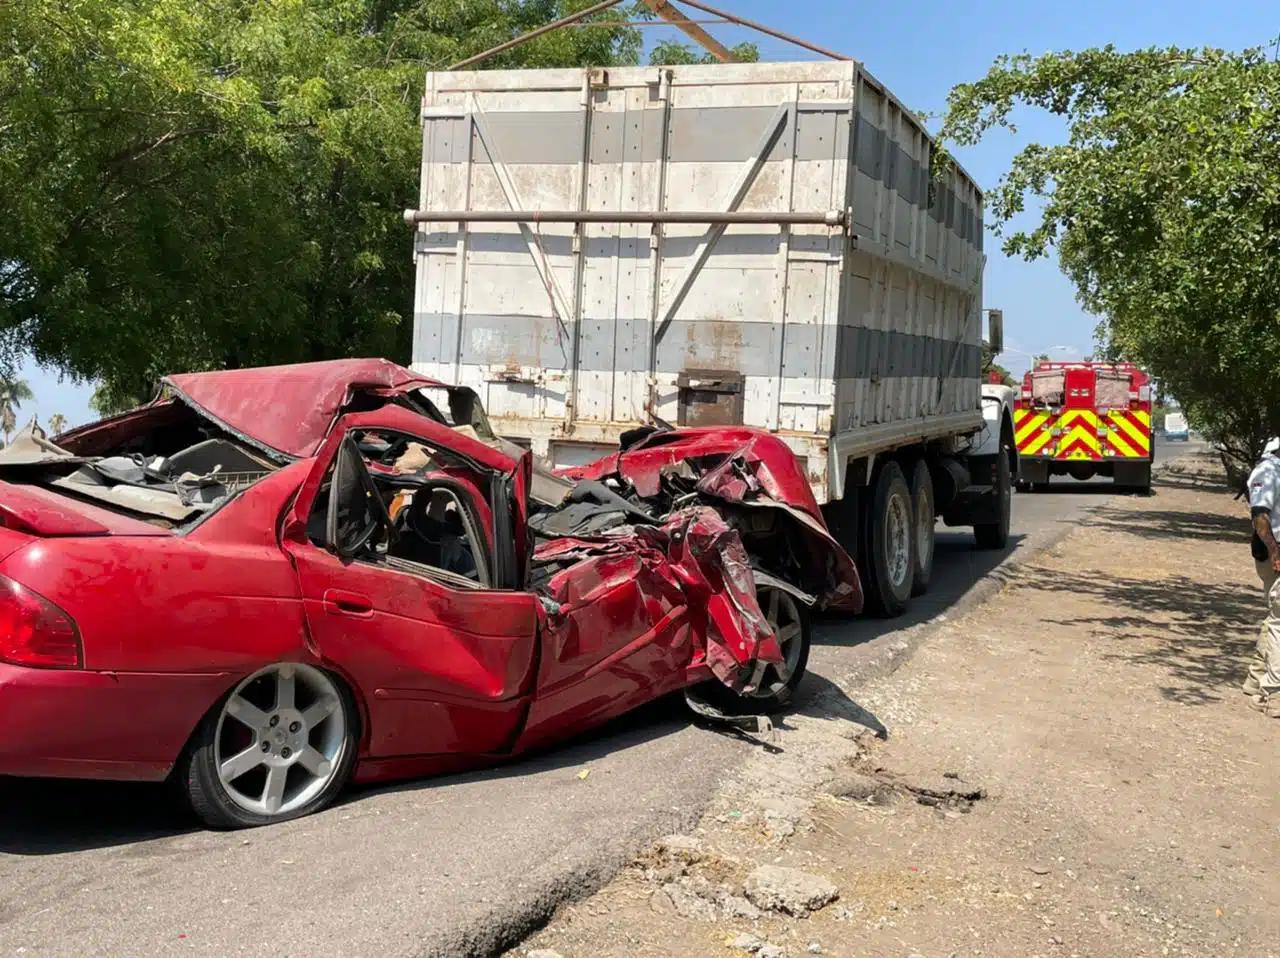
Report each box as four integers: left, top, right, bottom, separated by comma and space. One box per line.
861, 461, 914, 617
909, 460, 934, 597
974, 451, 1011, 550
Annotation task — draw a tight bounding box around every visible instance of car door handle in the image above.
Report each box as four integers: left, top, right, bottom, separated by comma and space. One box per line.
323, 589, 374, 618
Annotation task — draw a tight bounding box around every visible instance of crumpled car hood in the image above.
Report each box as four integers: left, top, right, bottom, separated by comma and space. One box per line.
163, 359, 440, 460
560, 428, 863, 613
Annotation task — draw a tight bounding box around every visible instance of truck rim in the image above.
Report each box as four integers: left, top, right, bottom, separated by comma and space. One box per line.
886, 490, 911, 590
214, 663, 348, 818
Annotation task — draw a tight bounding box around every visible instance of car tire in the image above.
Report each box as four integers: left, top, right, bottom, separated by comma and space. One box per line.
909, 461, 935, 598
179, 662, 359, 830
860, 460, 915, 617
974, 451, 1012, 550
701, 584, 812, 716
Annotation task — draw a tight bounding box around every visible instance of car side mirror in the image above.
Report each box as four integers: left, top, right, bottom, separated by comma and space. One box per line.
326, 435, 390, 559
986, 308, 1004, 356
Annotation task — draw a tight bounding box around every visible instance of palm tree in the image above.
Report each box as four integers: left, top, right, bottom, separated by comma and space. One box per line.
48, 413, 67, 435
0, 376, 34, 446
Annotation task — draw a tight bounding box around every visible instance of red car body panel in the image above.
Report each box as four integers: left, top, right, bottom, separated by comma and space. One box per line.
164, 358, 442, 459
0, 359, 850, 790
0, 480, 168, 537
558, 428, 863, 614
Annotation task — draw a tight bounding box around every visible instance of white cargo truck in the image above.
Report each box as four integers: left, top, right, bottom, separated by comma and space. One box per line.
405, 59, 1018, 616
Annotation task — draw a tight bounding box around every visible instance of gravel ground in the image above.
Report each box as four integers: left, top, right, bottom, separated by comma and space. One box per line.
511, 453, 1280, 958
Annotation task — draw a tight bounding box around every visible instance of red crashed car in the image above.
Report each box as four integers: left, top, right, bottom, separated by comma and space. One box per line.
0, 359, 860, 829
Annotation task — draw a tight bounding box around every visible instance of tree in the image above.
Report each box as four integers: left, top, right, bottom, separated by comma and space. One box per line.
629, 2, 760, 65
0, 0, 645, 405
980, 340, 1015, 386
940, 45, 1280, 474
0, 376, 33, 445
89, 383, 143, 419
649, 39, 760, 66
47, 413, 67, 435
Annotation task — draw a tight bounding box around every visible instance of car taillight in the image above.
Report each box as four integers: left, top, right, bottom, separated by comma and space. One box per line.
0, 574, 82, 669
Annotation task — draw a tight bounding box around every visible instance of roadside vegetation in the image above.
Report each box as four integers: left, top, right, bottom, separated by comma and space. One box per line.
5, 1, 1275, 472
941, 44, 1280, 478
0, 0, 755, 408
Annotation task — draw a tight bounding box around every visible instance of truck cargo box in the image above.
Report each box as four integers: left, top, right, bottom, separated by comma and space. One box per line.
408, 59, 988, 503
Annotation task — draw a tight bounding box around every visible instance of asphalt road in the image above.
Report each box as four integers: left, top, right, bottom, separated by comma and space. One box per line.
0, 439, 1205, 958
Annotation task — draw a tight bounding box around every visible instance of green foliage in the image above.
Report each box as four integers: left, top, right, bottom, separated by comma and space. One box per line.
980, 340, 1015, 386
648, 39, 760, 66
940, 45, 1280, 470
0, 375, 33, 442
1, 0, 644, 406
89, 382, 142, 418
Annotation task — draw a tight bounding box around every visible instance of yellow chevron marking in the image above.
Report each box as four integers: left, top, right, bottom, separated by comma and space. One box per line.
1015, 412, 1049, 446
1021, 429, 1055, 456
1059, 425, 1101, 456
1106, 428, 1139, 458
1110, 412, 1150, 454
1056, 409, 1098, 431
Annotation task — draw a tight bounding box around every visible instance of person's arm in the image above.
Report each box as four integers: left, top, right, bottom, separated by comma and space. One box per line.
1255, 512, 1280, 572
1249, 462, 1280, 572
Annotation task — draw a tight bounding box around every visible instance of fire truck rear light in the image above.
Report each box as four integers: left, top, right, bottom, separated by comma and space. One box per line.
1138, 386, 1150, 401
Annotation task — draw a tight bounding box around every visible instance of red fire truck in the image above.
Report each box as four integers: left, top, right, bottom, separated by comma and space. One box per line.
1012, 361, 1154, 493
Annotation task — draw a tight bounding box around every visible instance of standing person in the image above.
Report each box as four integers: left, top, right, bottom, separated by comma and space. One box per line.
1245, 438, 1280, 714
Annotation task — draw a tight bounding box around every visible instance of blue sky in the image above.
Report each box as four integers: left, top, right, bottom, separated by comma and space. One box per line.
19, 0, 1277, 428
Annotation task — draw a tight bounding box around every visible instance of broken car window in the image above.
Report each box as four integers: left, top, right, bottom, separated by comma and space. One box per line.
311, 428, 492, 589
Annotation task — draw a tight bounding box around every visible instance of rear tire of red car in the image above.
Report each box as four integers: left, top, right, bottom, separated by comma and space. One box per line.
178, 662, 360, 830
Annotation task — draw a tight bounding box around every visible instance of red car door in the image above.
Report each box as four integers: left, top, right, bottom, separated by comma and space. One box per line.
281, 409, 542, 759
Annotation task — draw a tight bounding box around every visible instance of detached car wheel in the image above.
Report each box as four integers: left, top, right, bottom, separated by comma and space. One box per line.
180, 662, 359, 829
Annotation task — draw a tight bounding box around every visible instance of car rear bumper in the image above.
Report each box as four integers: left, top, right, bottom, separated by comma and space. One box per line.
0, 663, 234, 782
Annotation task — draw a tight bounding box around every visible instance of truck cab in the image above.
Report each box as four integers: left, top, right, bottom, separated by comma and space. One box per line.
1164, 411, 1189, 441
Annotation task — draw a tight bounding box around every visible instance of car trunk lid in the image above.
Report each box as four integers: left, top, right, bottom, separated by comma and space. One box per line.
0, 481, 172, 538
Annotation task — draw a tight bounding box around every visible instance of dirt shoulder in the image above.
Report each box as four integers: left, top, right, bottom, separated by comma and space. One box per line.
511, 454, 1280, 958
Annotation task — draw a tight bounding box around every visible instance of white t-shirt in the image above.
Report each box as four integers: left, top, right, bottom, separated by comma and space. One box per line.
1248, 454, 1280, 536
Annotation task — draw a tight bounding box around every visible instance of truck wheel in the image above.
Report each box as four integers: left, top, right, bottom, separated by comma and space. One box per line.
974, 452, 1011, 550
909, 461, 934, 597
861, 461, 914, 617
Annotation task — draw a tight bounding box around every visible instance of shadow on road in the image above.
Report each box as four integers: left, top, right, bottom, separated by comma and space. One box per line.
1022, 483, 1150, 497
1036, 567, 1258, 708
1087, 505, 1250, 544
812, 531, 1026, 648
0, 775, 194, 855
355, 693, 693, 802
0, 695, 695, 856
794, 670, 888, 739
